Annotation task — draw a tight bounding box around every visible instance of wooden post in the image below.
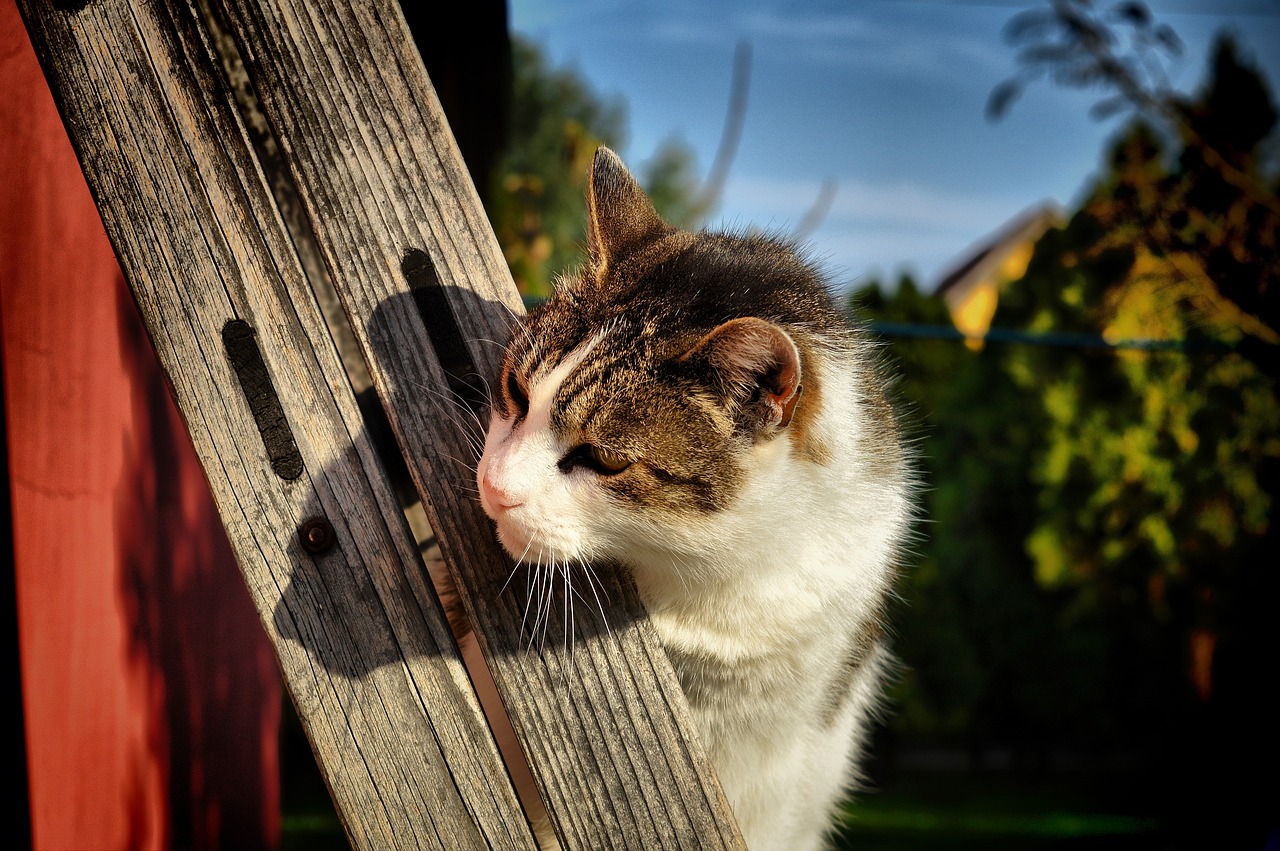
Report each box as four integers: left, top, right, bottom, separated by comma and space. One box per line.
17, 1, 746, 849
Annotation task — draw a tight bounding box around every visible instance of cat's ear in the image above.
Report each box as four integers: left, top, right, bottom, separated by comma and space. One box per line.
586, 147, 670, 280
681, 317, 803, 439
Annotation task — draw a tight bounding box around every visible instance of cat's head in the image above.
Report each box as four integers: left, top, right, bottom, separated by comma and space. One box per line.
476, 148, 860, 573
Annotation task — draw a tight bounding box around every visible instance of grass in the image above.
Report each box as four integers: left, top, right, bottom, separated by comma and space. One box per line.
280, 765, 1163, 850
280, 811, 349, 851
279, 695, 1164, 849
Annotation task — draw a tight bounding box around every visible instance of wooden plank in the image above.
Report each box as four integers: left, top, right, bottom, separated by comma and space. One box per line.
206, 2, 746, 849
16, 2, 537, 849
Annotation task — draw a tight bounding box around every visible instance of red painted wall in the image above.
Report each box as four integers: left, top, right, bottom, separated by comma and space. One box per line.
2, 3, 281, 848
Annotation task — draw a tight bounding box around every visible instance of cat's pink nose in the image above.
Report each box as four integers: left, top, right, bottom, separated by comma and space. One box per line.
480, 471, 523, 513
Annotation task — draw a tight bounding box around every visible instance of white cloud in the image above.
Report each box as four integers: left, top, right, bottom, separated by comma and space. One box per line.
730, 8, 1009, 78
739, 9, 884, 43
714, 174, 1055, 288
649, 19, 733, 47
721, 175, 1036, 231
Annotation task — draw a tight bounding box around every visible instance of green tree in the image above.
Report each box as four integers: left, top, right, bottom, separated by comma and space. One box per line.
991, 0, 1279, 352
988, 23, 1278, 843
485, 36, 625, 297
854, 277, 1114, 759
487, 37, 702, 297
851, 276, 989, 746
856, 31, 1278, 828
996, 31, 1278, 703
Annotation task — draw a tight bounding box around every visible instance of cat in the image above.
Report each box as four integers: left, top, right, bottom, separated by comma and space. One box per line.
475, 146, 913, 851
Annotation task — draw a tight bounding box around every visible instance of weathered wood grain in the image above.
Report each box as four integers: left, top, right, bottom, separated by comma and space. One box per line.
208, 2, 745, 848
17, 2, 536, 849
20, 0, 747, 847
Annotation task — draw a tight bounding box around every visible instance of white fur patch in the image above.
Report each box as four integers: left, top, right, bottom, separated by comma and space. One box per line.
477, 332, 610, 563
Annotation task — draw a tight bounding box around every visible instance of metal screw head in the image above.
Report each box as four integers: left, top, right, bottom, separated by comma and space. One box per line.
299, 517, 336, 555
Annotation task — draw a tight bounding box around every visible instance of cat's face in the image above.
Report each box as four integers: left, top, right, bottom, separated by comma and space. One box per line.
476, 148, 843, 572
476, 318, 724, 566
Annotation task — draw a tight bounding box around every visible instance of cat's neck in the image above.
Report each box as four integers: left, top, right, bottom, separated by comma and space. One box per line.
626, 355, 906, 629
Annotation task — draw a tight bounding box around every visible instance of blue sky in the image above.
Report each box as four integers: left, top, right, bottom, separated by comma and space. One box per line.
510, 0, 1280, 292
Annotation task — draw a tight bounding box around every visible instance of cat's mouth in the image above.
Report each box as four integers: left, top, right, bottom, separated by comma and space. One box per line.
490, 511, 587, 569
492, 516, 535, 561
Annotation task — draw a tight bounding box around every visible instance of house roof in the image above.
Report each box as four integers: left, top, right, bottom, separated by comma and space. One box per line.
935, 202, 1065, 300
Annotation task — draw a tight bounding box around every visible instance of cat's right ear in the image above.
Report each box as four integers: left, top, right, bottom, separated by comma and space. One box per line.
586, 147, 670, 282
679, 317, 803, 441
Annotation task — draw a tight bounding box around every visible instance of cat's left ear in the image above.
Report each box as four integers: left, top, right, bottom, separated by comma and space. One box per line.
681, 317, 803, 439
586, 147, 671, 281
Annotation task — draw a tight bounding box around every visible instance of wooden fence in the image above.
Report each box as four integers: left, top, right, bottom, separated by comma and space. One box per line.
17, 1, 745, 848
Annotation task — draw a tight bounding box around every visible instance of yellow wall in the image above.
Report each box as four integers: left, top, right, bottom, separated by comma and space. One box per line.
947, 241, 1037, 349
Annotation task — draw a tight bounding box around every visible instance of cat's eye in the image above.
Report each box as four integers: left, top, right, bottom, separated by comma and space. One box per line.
559, 444, 632, 476
587, 445, 632, 474
505, 367, 528, 415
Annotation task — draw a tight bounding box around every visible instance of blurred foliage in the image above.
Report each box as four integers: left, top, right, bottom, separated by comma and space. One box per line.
486, 36, 703, 297
858, 277, 1103, 754
854, 27, 1279, 787
990, 0, 1279, 348
485, 36, 621, 298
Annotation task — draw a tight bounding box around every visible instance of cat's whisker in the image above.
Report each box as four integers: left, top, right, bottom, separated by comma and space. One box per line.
448, 392, 492, 440
564, 570, 594, 608
544, 555, 560, 656
531, 566, 545, 654
568, 567, 577, 677
579, 561, 613, 643
450, 471, 482, 491
506, 304, 533, 332
448, 428, 485, 460
579, 559, 611, 605
531, 564, 545, 652
453, 415, 489, 454
423, 412, 485, 458
408, 379, 490, 441
510, 318, 538, 355
562, 560, 571, 664
492, 305, 524, 344
531, 561, 544, 652
519, 549, 544, 647
469, 336, 510, 353
495, 298, 520, 322
496, 540, 536, 600
534, 550, 554, 654
519, 564, 531, 643
525, 556, 539, 646
460, 438, 486, 463
566, 566, 584, 693
406, 376, 471, 411
538, 554, 556, 655
439, 452, 481, 473
464, 371, 496, 411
